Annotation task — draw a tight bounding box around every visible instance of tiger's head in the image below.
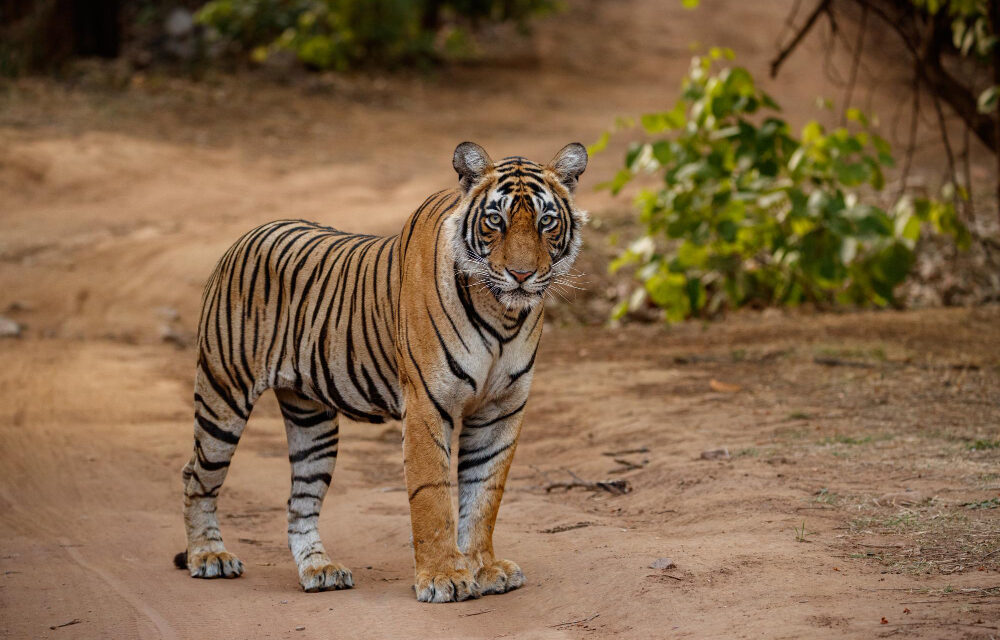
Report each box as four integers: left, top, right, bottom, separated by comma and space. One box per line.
450, 141, 588, 310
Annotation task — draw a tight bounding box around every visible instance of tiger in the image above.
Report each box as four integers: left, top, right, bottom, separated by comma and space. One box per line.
175, 141, 588, 602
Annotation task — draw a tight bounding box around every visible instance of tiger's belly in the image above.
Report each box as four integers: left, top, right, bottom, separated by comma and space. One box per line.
269, 331, 404, 424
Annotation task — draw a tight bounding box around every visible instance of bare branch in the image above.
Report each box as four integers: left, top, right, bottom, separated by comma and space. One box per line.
840, 2, 868, 124
928, 81, 960, 206
895, 66, 921, 204
770, 0, 832, 78
853, 0, 996, 151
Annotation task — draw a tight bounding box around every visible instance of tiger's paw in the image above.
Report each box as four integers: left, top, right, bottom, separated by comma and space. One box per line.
299, 562, 354, 592
476, 559, 524, 595
187, 550, 244, 579
414, 567, 480, 603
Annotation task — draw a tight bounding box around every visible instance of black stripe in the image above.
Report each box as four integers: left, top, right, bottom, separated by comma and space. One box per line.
198, 355, 249, 420
194, 439, 231, 471
429, 313, 476, 391
292, 473, 332, 485
195, 413, 241, 445
509, 342, 539, 385
465, 400, 528, 429
194, 393, 219, 419
408, 481, 449, 501
457, 439, 515, 474
404, 337, 452, 455
289, 435, 339, 463
282, 410, 336, 428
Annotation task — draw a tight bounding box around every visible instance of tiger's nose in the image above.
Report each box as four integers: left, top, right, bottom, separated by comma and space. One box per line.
508, 268, 535, 283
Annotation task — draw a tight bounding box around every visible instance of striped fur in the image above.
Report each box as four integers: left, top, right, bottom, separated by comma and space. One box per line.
179, 142, 587, 602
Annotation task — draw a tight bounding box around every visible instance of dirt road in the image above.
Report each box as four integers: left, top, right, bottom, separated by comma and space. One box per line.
2, 310, 999, 639
2, 1, 998, 638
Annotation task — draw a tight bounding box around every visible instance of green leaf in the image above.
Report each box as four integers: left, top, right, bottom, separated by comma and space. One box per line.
872, 242, 914, 288
801, 121, 824, 145
845, 107, 868, 126
587, 131, 610, 155
834, 161, 870, 186
651, 141, 673, 164
640, 113, 667, 133
855, 208, 893, 237
978, 86, 998, 114
603, 52, 964, 323
596, 168, 634, 195
663, 101, 687, 129
899, 214, 922, 243
625, 143, 644, 169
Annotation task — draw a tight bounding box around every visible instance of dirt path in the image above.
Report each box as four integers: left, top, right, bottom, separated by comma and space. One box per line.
1, 311, 999, 639
1, 1, 998, 638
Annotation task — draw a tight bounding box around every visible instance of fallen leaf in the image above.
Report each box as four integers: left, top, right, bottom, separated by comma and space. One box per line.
709, 379, 742, 393
903, 608, 910, 614
832, 567, 839, 571
880, 617, 888, 625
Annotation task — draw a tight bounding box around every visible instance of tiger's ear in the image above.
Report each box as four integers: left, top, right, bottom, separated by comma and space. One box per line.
547, 142, 588, 193
453, 142, 494, 193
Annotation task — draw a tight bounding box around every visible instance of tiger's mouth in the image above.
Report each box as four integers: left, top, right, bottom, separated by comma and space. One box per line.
494, 282, 545, 310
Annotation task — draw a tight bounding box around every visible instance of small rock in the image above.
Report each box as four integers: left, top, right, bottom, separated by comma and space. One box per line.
648, 557, 675, 570
4, 301, 31, 313
0, 316, 23, 338
164, 8, 194, 38
155, 306, 180, 321
295, 626, 305, 631
700, 448, 730, 460
159, 324, 191, 349
164, 8, 196, 60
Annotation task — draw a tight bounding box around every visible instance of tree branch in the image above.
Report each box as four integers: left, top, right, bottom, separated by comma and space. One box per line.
841, 1, 868, 124
771, 0, 832, 78
854, 0, 996, 152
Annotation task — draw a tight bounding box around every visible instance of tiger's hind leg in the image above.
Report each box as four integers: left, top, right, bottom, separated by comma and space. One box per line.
180, 366, 254, 579
276, 389, 353, 592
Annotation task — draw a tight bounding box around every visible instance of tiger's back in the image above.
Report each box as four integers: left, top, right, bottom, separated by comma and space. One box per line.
197, 220, 402, 423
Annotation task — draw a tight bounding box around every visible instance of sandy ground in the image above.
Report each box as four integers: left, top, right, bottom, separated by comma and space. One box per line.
1, 1, 999, 638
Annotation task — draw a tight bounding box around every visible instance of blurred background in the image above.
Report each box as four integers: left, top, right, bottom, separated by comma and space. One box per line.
1, 0, 998, 337
1, 2, 999, 638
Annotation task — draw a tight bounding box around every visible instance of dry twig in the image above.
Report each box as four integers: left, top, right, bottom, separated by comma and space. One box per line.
543, 469, 631, 495
550, 613, 599, 628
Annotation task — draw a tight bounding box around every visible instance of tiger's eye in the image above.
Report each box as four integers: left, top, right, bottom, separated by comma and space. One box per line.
539, 214, 555, 227
488, 213, 503, 226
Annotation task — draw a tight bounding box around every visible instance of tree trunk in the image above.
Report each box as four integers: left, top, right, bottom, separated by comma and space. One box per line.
991, 0, 1000, 226
0, 0, 119, 72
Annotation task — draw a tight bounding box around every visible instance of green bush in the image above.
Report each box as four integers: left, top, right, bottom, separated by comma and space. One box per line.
595, 50, 969, 322
195, 0, 559, 70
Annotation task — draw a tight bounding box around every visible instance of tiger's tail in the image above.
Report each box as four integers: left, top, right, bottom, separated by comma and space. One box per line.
173, 551, 187, 570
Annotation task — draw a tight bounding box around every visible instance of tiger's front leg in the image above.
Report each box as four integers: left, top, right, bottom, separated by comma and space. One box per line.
457, 404, 526, 595
402, 390, 479, 603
